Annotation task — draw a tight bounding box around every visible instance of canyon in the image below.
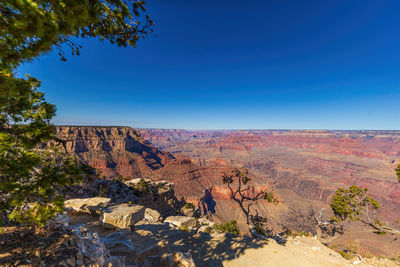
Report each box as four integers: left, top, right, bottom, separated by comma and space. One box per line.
54, 126, 400, 256
139, 129, 400, 220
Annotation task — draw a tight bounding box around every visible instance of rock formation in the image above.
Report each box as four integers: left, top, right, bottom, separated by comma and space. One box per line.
50, 126, 174, 179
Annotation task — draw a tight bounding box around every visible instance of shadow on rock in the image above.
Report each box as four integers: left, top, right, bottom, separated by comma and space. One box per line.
134, 223, 278, 267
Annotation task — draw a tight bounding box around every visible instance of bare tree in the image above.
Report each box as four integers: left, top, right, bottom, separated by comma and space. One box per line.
280, 205, 344, 240
222, 169, 278, 238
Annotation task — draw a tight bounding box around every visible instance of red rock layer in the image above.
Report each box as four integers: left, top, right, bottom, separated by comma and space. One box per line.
51, 126, 174, 179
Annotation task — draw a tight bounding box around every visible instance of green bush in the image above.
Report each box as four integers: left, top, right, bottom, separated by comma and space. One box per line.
330, 185, 380, 223
338, 250, 352, 260
179, 225, 189, 232
183, 202, 195, 209
213, 220, 240, 236
134, 178, 149, 195
203, 226, 213, 234
98, 184, 109, 197
284, 229, 312, 237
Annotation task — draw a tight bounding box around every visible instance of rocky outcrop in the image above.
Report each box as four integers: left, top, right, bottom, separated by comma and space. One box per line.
125, 178, 179, 216
50, 126, 174, 179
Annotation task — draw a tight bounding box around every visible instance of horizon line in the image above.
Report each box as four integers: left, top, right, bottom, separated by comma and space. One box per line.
54, 125, 400, 132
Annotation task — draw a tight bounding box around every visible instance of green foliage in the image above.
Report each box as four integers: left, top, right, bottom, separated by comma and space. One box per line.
213, 220, 240, 236
203, 226, 213, 234
330, 185, 380, 223
396, 165, 400, 182
284, 229, 312, 237
222, 169, 250, 185
134, 178, 148, 195
183, 202, 195, 209
179, 224, 189, 232
338, 250, 353, 260
0, 146, 92, 226
376, 231, 387, 236
264, 191, 279, 205
250, 215, 268, 235
98, 184, 109, 197
1, 0, 153, 226
1, 0, 154, 72
115, 174, 125, 182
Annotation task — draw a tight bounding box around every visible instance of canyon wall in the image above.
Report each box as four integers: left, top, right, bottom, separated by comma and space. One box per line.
51, 126, 174, 179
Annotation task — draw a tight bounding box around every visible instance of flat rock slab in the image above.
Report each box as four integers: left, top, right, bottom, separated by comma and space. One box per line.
164, 216, 196, 228
101, 203, 145, 230
65, 197, 111, 215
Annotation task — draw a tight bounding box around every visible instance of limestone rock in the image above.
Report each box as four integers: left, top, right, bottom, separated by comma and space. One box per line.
72, 225, 107, 266
144, 208, 162, 222
197, 217, 215, 233
181, 206, 195, 217
102, 232, 137, 263
198, 217, 215, 227
126, 178, 152, 185
164, 216, 196, 228
52, 213, 71, 227
65, 197, 111, 215
101, 203, 145, 230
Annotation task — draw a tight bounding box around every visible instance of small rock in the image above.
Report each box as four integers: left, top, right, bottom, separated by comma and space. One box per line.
352, 260, 362, 265
53, 213, 71, 227
164, 251, 196, 267
164, 216, 196, 228
66, 257, 75, 266
311, 246, 321, 251
181, 206, 195, 217
144, 208, 162, 222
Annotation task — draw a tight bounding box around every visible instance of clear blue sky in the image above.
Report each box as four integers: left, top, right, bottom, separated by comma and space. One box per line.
17, 0, 400, 130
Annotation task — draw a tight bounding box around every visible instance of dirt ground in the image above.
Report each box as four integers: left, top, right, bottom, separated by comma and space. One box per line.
129, 221, 399, 267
